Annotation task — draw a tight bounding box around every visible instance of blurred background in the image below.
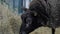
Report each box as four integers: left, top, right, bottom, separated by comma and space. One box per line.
0, 0, 60, 34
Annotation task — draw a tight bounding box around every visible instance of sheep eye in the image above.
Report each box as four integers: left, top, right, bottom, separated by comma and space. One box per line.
33, 12, 37, 16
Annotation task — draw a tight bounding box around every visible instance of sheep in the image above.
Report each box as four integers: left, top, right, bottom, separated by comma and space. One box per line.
19, 0, 60, 34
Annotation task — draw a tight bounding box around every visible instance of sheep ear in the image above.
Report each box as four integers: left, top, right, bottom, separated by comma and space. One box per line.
21, 7, 28, 11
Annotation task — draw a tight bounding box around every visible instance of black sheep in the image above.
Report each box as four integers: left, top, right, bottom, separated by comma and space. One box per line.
19, 0, 60, 34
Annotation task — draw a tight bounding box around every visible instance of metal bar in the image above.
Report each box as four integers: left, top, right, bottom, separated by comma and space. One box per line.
18, 0, 23, 14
